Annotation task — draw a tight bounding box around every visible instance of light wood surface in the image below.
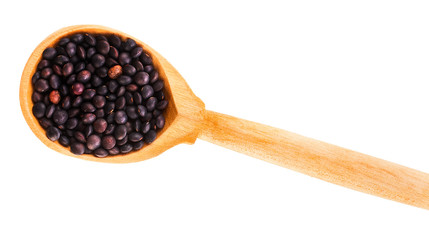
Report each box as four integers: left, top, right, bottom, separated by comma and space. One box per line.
20, 25, 429, 209
199, 110, 429, 209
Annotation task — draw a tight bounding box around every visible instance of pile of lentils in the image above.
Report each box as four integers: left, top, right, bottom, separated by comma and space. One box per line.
31, 33, 168, 157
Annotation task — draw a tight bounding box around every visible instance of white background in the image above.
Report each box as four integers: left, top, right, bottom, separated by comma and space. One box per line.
1, 0, 429, 239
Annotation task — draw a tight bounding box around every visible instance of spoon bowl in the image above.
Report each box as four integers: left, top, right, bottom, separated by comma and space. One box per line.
20, 25, 205, 163
20, 25, 429, 209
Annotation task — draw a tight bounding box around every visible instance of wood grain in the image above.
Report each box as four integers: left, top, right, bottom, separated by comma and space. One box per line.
199, 110, 429, 209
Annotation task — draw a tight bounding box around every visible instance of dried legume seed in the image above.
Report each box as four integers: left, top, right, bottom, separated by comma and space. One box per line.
81, 102, 96, 113
49, 75, 61, 89
132, 60, 144, 72
116, 136, 127, 146
33, 102, 46, 119
38, 60, 50, 70
140, 53, 152, 65
74, 62, 85, 72
156, 115, 165, 129
124, 92, 134, 105
92, 54, 105, 68
82, 88, 96, 100
108, 146, 120, 155
114, 125, 127, 140
53, 109, 68, 125
41, 68, 53, 79
84, 125, 93, 138
108, 65, 122, 79
62, 63, 74, 77
66, 118, 78, 129
134, 72, 149, 86
77, 70, 91, 83
156, 100, 168, 110
68, 108, 80, 118
82, 113, 96, 124
84, 33, 96, 46
144, 130, 157, 143
141, 85, 154, 99
93, 118, 107, 133
101, 135, 116, 150
59, 135, 70, 147
123, 39, 136, 51
52, 65, 62, 75
118, 52, 131, 66
133, 141, 144, 150
123, 64, 136, 76
54, 55, 69, 65
32, 33, 168, 157
58, 38, 70, 46
66, 74, 76, 85
71, 34, 84, 43
70, 142, 85, 155
120, 143, 133, 153
96, 67, 108, 78
95, 109, 105, 118
66, 42, 76, 57
49, 90, 61, 104
55, 46, 67, 56
114, 111, 128, 124
74, 131, 86, 143
72, 96, 83, 107
87, 48, 96, 59
144, 65, 154, 73
126, 84, 138, 92
108, 35, 121, 48
94, 148, 108, 158
105, 57, 118, 67
45, 104, 56, 118
87, 135, 101, 150
126, 106, 138, 119
77, 46, 86, 59
129, 132, 143, 142
146, 97, 157, 111
142, 121, 151, 134
96, 40, 110, 55
46, 126, 61, 141
105, 124, 115, 135
43, 48, 57, 60
131, 47, 143, 58
96, 85, 108, 95
152, 80, 164, 92
32, 91, 43, 103
34, 79, 50, 93
72, 82, 84, 95
39, 118, 53, 129
91, 76, 103, 87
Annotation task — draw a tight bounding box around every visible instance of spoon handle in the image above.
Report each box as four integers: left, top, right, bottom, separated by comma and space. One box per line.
198, 110, 429, 210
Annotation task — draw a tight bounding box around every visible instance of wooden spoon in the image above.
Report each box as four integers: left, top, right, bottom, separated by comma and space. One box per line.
20, 25, 429, 210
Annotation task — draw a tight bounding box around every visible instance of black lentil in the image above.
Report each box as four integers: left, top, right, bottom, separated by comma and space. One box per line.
70, 142, 85, 155
34, 79, 50, 93
87, 135, 101, 150
59, 135, 70, 147
46, 126, 61, 141
32, 102, 46, 119
43, 48, 57, 60
93, 118, 107, 133
31, 33, 168, 157
45, 104, 56, 118
101, 135, 116, 150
